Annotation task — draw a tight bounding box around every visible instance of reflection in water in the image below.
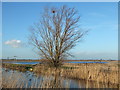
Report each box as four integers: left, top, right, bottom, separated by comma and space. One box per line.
2, 68, 118, 88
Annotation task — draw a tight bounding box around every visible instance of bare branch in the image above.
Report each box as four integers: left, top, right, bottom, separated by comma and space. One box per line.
29, 5, 87, 68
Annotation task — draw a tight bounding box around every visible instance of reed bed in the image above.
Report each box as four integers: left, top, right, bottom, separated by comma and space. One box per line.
33, 61, 119, 86
62, 63, 118, 84
2, 60, 119, 88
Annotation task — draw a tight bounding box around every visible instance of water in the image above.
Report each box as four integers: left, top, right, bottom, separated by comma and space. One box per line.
2, 68, 117, 88
66, 61, 108, 64
3, 61, 108, 65
3, 62, 40, 65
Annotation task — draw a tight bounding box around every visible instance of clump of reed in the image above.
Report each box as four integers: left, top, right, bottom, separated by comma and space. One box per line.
33, 64, 62, 76
61, 62, 118, 85
2, 71, 26, 88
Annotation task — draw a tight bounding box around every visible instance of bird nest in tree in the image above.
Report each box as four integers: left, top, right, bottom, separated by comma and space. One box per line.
52, 10, 55, 13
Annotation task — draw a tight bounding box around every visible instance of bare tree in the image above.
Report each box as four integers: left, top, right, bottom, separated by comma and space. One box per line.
29, 5, 87, 68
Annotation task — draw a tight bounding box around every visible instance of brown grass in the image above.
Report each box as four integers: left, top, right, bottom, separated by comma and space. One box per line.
62, 63, 118, 84
33, 61, 119, 85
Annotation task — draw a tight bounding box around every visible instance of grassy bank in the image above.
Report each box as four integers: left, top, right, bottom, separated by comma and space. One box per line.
2, 63, 35, 72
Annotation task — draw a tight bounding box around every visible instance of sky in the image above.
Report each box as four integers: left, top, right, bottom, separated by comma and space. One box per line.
1, 0, 120, 2
2, 2, 118, 60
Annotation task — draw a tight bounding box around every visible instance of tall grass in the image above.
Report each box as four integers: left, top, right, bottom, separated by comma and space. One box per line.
34, 61, 119, 86
61, 62, 118, 85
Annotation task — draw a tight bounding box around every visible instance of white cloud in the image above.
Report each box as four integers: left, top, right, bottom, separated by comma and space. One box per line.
4, 40, 22, 48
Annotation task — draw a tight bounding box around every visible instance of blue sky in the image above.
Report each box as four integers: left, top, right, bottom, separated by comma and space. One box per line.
2, 2, 118, 60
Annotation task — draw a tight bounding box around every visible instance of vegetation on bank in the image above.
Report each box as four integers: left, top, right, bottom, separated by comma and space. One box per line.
34, 61, 119, 85
2, 63, 35, 72
2, 60, 119, 88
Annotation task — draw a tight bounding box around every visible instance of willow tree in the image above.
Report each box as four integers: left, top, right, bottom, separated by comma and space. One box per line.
29, 5, 87, 68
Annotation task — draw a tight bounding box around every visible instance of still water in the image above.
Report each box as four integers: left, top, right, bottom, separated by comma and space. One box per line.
65, 61, 108, 64
2, 68, 117, 88
3, 61, 108, 65
3, 62, 40, 65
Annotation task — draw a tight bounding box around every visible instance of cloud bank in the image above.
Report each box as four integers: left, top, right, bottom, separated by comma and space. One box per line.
4, 40, 22, 48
